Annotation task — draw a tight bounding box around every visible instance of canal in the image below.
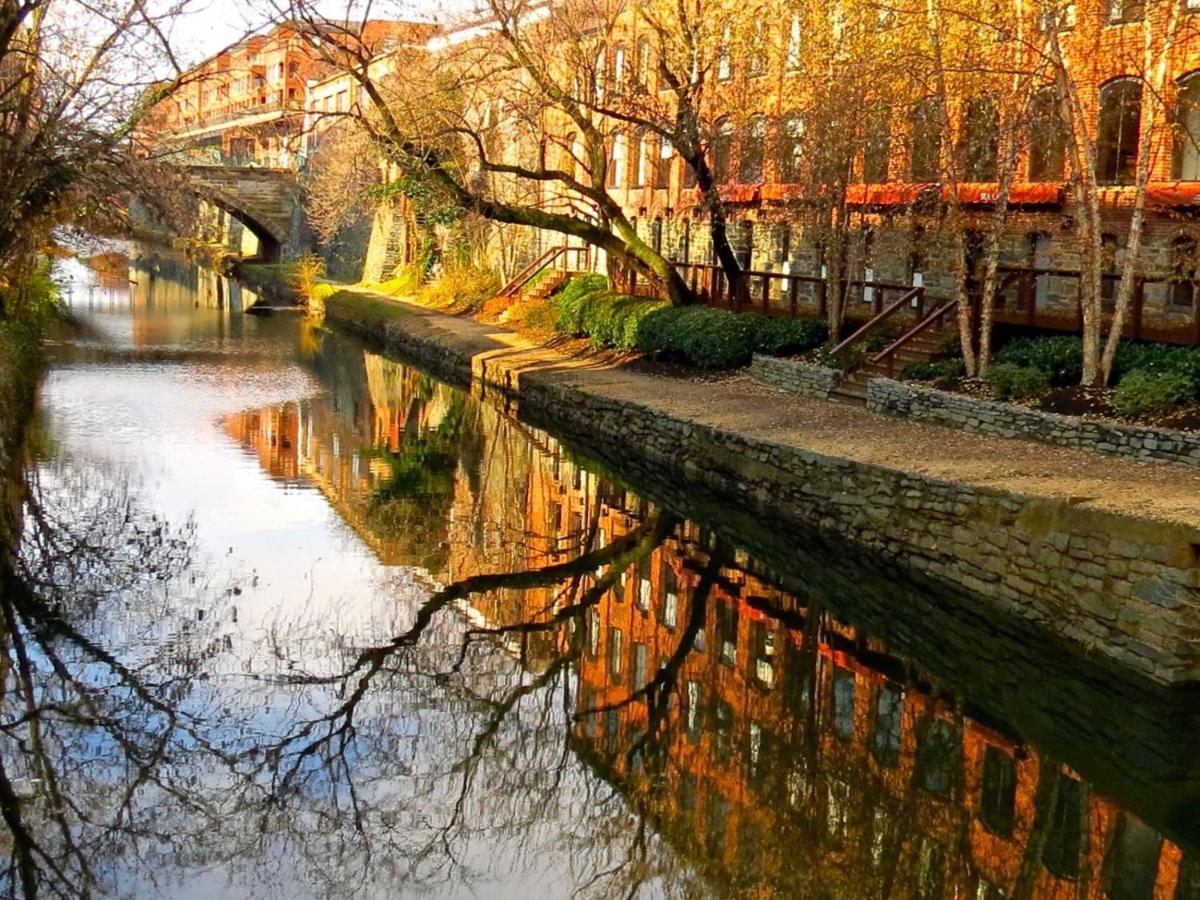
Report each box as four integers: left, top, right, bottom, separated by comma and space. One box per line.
5, 248, 1200, 899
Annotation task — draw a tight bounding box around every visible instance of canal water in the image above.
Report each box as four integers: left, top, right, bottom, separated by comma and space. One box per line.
6, 249, 1200, 899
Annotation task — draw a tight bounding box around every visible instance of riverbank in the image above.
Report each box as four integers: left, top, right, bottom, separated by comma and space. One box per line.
321, 284, 1200, 686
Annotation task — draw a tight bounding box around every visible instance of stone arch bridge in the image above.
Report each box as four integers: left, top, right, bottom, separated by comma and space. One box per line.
184, 165, 302, 261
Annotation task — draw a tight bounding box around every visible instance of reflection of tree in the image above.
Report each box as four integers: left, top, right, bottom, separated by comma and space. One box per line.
1, 458, 237, 899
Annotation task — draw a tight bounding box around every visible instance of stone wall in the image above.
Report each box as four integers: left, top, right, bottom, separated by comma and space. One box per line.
868, 378, 1200, 469
750, 355, 843, 399
323, 297, 1200, 686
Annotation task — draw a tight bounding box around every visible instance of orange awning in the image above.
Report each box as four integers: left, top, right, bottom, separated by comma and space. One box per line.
760, 182, 807, 203
719, 183, 761, 204
945, 182, 1065, 206
845, 183, 937, 206
1147, 182, 1200, 209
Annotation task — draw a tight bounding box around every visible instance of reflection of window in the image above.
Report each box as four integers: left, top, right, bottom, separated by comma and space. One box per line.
871, 684, 903, 767
753, 623, 775, 687
978, 745, 1017, 836
609, 626, 624, 683
714, 700, 733, 762
1097, 78, 1142, 185
588, 609, 600, 656
1042, 772, 1083, 879
718, 601, 738, 666
1175, 73, 1200, 180
910, 98, 942, 182
713, 117, 734, 183
776, 110, 804, 182
662, 590, 678, 630
832, 666, 856, 740
740, 114, 767, 182
1028, 86, 1066, 181
1172, 235, 1198, 308
916, 718, 960, 797
1104, 813, 1161, 899
786, 15, 802, 70
686, 681, 702, 742
962, 96, 998, 181
633, 642, 648, 687
917, 840, 945, 900
826, 780, 850, 843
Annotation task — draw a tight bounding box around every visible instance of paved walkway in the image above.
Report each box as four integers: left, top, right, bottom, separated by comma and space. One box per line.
335, 285, 1200, 529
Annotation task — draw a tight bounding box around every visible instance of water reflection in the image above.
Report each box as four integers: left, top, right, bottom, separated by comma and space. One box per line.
7, 251, 1200, 899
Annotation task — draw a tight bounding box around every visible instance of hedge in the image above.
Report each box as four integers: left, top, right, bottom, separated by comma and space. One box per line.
551, 276, 828, 368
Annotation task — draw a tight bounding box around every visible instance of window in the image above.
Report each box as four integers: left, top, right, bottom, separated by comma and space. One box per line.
1107, 0, 1144, 23
864, 108, 891, 182
1172, 235, 1197, 308
748, 21, 767, 77
1028, 86, 1066, 181
786, 15, 802, 70
717, 25, 732, 81
909, 98, 942, 182
713, 117, 734, 183
635, 37, 651, 89
961, 96, 998, 181
1097, 78, 1142, 185
1039, 1, 1076, 31
632, 128, 649, 187
612, 44, 626, 93
978, 746, 1017, 836
609, 132, 628, 188
776, 110, 804, 182
594, 49, 606, 103
1173, 73, 1200, 180
655, 135, 672, 189
651, 217, 664, 254
740, 114, 767, 183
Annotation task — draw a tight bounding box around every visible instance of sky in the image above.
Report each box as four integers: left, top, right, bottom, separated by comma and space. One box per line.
167, 0, 472, 64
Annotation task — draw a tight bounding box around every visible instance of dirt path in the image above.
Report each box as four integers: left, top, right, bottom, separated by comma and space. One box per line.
336, 285, 1200, 529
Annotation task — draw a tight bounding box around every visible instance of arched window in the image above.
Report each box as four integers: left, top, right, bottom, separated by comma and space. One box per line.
863, 108, 891, 182
739, 114, 767, 183
1172, 72, 1200, 180
776, 110, 804, 182
909, 98, 942, 182
961, 96, 998, 181
655, 134, 672, 189
712, 117, 734, 183
1096, 78, 1142, 185
1028, 86, 1066, 182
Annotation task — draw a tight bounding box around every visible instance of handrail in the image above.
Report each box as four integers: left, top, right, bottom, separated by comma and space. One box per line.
870, 298, 959, 376
499, 246, 570, 297
830, 286, 924, 355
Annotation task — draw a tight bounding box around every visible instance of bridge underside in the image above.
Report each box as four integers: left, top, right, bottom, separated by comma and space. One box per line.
183, 166, 302, 261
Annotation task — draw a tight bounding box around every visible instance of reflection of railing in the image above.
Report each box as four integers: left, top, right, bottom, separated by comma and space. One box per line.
499, 245, 592, 298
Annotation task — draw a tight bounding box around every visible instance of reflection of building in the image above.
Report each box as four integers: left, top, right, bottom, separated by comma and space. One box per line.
225, 338, 1198, 898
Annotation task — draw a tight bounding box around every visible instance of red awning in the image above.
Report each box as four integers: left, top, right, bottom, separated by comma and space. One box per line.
1147, 182, 1200, 209
760, 182, 807, 203
845, 183, 936, 206
945, 182, 1066, 206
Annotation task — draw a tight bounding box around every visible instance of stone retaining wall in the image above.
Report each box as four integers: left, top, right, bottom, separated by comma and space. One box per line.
750, 355, 843, 399
325, 298, 1200, 685
868, 378, 1200, 469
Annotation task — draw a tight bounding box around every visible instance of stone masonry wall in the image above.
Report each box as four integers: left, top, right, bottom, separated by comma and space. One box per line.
324, 298, 1200, 685
868, 378, 1200, 470
750, 355, 843, 400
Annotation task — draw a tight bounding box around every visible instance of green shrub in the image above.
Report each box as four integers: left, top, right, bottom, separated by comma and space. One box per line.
996, 336, 1083, 385
1112, 342, 1200, 390
1112, 370, 1195, 416
902, 359, 965, 381
985, 363, 1050, 400
636, 306, 758, 368
934, 330, 962, 358
554, 275, 609, 334
745, 315, 828, 356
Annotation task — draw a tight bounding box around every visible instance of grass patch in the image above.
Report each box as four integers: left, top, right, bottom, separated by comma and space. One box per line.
323, 289, 409, 330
